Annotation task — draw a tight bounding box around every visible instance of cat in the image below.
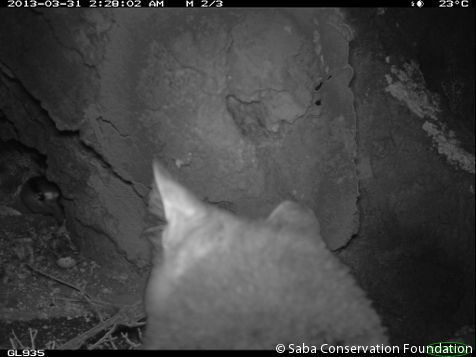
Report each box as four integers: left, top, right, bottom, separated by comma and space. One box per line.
142, 161, 387, 349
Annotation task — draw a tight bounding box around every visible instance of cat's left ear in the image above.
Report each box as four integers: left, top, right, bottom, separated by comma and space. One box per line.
151, 160, 207, 224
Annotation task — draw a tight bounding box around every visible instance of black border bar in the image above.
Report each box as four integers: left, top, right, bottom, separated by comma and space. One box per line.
1, 0, 474, 8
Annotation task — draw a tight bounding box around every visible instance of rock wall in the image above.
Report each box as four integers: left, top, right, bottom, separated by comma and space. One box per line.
0, 9, 358, 265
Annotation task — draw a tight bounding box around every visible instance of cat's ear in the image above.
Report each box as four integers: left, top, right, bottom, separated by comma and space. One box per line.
267, 201, 321, 236
151, 160, 207, 224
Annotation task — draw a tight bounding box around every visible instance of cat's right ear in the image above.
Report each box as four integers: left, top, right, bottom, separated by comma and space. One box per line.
267, 201, 321, 235
152, 160, 207, 225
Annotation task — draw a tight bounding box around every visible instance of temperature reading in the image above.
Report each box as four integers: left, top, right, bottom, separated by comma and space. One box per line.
439, 0, 470, 6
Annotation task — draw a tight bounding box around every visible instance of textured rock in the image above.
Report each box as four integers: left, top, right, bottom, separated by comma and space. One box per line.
0, 9, 359, 264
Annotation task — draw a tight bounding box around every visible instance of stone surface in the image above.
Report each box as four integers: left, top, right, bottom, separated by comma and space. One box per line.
0, 9, 358, 263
